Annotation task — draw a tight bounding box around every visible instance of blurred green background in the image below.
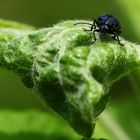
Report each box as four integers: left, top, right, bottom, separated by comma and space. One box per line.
0, 0, 140, 139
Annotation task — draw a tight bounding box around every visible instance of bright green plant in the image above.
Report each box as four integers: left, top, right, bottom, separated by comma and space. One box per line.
0, 19, 140, 139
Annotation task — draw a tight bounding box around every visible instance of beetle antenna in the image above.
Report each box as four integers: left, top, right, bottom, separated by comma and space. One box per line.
74, 22, 93, 26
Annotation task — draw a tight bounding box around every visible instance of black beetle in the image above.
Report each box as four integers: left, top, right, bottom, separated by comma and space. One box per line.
74, 14, 123, 45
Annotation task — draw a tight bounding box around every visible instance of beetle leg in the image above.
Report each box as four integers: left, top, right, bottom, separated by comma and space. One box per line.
74, 22, 93, 32
90, 20, 96, 31
82, 20, 96, 32
82, 20, 96, 31
82, 28, 92, 31
112, 34, 124, 46
116, 35, 124, 46
91, 29, 100, 43
90, 31, 96, 43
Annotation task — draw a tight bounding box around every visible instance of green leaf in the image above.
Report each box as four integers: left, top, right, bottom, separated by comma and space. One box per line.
0, 20, 140, 138
0, 109, 80, 140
